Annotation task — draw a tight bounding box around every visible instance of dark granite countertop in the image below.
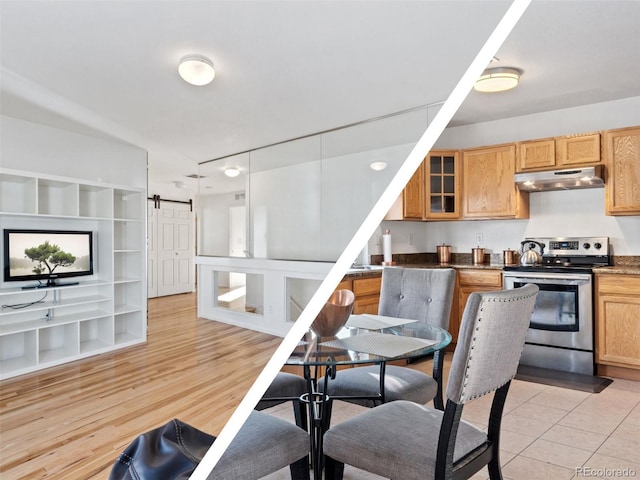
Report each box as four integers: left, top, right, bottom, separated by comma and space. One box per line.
344, 254, 640, 278
593, 266, 640, 275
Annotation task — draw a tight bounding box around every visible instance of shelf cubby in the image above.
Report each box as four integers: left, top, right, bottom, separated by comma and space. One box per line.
114, 251, 143, 283
114, 189, 143, 220
0, 173, 37, 214
38, 323, 79, 364
114, 281, 142, 313
79, 185, 113, 218
114, 220, 143, 252
37, 178, 78, 216
80, 316, 114, 353
114, 311, 145, 345
0, 330, 37, 375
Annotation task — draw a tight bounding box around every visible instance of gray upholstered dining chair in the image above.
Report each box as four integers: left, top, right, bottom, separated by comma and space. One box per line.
321, 267, 456, 409
255, 371, 308, 429
211, 410, 311, 479
322, 283, 539, 480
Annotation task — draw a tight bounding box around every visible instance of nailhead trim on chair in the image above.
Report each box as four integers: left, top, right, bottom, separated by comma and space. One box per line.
458, 290, 537, 403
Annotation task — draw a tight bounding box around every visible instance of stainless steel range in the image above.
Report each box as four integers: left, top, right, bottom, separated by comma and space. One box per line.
503, 236, 610, 375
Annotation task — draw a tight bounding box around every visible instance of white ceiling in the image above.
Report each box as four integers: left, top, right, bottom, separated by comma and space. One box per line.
2, 1, 640, 194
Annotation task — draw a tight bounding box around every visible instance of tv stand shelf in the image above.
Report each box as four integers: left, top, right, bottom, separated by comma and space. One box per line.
0, 169, 146, 380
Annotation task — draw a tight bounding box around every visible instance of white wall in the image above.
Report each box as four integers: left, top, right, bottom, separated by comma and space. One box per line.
375, 96, 640, 257
1, 115, 147, 189
148, 179, 193, 203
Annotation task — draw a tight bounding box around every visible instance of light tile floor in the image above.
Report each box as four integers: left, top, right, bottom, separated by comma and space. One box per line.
263, 363, 640, 480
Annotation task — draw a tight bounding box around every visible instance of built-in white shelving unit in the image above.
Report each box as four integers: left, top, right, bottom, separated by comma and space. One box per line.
0, 169, 147, 379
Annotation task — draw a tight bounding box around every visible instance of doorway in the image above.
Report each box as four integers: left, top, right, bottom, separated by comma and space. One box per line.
147, 198, 195, 298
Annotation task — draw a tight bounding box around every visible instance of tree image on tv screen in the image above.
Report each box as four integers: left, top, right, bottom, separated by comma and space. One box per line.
24, 241, 77, 276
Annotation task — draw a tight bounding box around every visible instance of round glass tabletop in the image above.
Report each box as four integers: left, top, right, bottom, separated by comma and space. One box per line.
285, 319, 451, 367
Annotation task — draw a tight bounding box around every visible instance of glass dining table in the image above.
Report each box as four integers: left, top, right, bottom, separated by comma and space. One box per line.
284, 313, 452, 479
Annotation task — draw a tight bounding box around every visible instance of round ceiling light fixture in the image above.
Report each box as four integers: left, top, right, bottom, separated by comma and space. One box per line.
473, 67, 521, 93
178, 54, 215, 86
224, 167, 240, 178
369, 161, 388, 171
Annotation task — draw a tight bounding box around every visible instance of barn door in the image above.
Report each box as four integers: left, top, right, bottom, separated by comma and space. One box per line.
148, 198, 194, 297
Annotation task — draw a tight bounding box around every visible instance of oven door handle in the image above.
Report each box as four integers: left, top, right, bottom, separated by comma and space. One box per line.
505, 276, 590, 286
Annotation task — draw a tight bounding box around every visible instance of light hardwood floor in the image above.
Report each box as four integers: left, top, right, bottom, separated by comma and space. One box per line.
0, 293, 282, 479
2, 293, 639, 480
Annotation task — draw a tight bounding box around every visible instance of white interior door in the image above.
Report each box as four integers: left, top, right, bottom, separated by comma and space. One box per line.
147, 199, 158, 298
156, 200, 194, 297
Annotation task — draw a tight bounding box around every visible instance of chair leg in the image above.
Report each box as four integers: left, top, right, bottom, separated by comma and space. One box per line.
293, 400, 308, 431
432, 349, 445, 410
289, 456, 311, 480
487, 451, 503, 480
324, 455, 345, 480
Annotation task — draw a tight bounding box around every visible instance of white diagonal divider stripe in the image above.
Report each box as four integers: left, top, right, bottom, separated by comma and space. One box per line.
190, 1, 532, 478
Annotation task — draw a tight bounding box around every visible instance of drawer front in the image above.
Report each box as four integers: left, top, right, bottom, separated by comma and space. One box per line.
352, 276, 382, 296
354, 295, 380, 315
458, 269, 502, 287
597, 274, 640, 295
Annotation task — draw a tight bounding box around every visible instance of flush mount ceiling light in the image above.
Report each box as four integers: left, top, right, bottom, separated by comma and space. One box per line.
178, 54, 215, 86
174, 180, 188, 189
224, 167, 240, 178
369, 161, 388, 171
474, 67, 521, 93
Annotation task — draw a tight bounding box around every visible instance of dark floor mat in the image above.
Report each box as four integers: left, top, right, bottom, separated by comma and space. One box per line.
515, 365, 613, 393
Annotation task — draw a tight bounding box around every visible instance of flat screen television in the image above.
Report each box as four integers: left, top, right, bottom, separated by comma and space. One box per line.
3, 229, 94, 288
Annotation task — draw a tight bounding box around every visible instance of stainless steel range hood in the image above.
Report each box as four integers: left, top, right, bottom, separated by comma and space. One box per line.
515, 165, 604, 192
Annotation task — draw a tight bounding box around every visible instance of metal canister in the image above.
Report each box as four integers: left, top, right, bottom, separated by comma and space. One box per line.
472, 247, 485, 265
503, 249, 516, 265
437, 244, 452, 264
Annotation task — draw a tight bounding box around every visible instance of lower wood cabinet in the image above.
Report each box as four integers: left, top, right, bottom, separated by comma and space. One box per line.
338, 276, 382, 315
596, 274, 640, 379
450, 269, 503, 344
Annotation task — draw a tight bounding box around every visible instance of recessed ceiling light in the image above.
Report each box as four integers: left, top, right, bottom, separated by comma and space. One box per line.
178, 54, 215, 86
474, 67, 521, 93
224, 167, 240, 177
369, 161, 388, 171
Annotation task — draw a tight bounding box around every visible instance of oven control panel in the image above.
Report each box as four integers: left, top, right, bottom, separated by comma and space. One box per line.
525, 236, 609, 256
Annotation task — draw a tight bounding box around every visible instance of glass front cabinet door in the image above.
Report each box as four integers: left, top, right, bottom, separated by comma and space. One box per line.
425, 150, 460, 220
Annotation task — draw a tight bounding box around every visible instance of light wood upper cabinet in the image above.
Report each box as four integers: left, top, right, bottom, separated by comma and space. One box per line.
596, 274, 640, 371
462, 144, 529, 219
517, 133, 601, 172
425, 150, 461, 220
518, 138, 556, 171
605, 126, 640, 216
386, 150, 461, 221
402, 162, 425, 220
557, 133, 601, 166
385, 162, 424, 221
